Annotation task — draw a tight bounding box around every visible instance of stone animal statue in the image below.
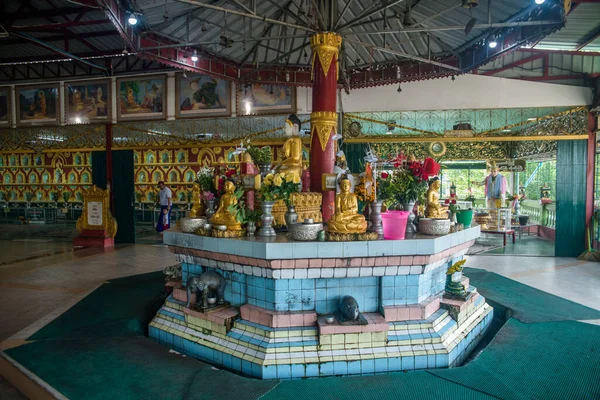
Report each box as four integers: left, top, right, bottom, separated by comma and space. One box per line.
338, 295, 360, 322
186, 270, 226, 309
163, 264, 182, 282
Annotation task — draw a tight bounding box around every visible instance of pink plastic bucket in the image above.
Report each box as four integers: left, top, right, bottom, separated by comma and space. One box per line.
381, 211, 409, 240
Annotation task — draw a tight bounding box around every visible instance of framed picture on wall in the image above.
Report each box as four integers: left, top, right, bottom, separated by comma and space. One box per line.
116, 74, 166, 121
0, 86, 12, 127
64, 79, 111, 124
237, 83, 296, 116
175, 72, 231, 118
16, 84, 60, 126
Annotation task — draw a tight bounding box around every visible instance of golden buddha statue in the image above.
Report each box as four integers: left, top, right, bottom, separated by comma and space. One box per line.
189, 183, 205, 218
210, 181, 242, 230
327, 179, 368, 234
274, 114, 303, 179
425, 177, 447, 219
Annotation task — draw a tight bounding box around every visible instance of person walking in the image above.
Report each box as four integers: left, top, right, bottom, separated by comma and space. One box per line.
156, 181, 172, 235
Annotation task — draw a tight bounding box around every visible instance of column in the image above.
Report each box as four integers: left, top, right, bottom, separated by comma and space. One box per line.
310, 32, 342, 222
106, 123, 114, 212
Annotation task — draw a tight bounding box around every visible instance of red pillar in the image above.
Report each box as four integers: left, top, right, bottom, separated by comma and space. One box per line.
106, 123, 114, 212
310, 33, 342, 222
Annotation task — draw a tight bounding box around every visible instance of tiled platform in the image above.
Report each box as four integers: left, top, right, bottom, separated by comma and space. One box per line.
150, 229, 492, 378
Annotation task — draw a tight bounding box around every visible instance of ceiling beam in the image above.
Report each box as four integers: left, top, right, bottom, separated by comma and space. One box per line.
333, 0, 358, 30
1, 30, 118, 45
337, 0, 406, 31
9, 32, 109, 73
344, 37, 460, 71
10, 19, 111, 31
575, 25, 600, 50
481, 53, 545, 76
344, 20, 563, 35
174, 0, 314, 32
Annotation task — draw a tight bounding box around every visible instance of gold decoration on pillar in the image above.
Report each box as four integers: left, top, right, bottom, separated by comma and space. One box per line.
75, 185, 118, 238
310, 32, 342, 79
310, 111, 338, 151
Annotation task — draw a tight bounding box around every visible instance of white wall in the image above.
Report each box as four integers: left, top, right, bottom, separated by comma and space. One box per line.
338, 74, 592, 113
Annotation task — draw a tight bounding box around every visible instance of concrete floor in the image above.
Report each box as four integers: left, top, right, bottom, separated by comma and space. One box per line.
1, 232, 599, 398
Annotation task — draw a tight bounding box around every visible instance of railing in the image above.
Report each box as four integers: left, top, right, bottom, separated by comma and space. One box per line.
519, 199, 555, 229
544, 204, 556, 229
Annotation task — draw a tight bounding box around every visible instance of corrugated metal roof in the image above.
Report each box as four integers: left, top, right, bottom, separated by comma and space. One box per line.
136, 0, 537, 68
534, 3, 600, 52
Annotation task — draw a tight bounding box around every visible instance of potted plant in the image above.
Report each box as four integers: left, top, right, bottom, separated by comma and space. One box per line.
244, 208, 262, 236
257, 172, 300, 236
246, 145, 273, 176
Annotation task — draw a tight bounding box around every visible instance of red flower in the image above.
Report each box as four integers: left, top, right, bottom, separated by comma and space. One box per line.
225, 170, 236, 178
444, 199, 450, 204
381, 172, 389, 179
422, 157, 441, 177
451, 199, 457, 204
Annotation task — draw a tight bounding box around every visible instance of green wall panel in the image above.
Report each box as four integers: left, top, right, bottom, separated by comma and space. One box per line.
342, 143, 366, 174
555, 141, 587, 257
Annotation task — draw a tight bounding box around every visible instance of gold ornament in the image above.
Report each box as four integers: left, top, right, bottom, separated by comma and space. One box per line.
327, 178, 367, 234
310, 32, 342, 79
189, 182, 205, 217
210, 180, 242, 231
75, 185, 118, 238
310, 111, 338, 152
425, 178, 447, 219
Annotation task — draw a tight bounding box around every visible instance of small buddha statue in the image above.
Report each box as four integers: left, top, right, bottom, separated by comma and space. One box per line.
274, 114, 303, 180
210, 180, 242, 230
189, 182, 205, 218
327, 178, 368, 234
425, 177, 447, 219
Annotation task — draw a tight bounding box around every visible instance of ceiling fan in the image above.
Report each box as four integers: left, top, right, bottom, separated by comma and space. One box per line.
463, 0, 479, 35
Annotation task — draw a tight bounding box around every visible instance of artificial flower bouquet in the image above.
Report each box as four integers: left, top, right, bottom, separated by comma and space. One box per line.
260, 172, 301, 205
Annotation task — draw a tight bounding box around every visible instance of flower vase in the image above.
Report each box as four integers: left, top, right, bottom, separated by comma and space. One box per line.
246, 221, 256, 237
204, 199, 216, 220
403, 201, 417, 234
449, 212, 457, 225
258, 164, 271, 178
514, 201, 520, 216
284, 205, 298, 227
258, 201, 276, 237
369, 201, 384, 237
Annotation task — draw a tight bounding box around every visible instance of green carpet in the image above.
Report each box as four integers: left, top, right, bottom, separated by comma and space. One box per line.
29, 271, 167, 341
3, 268, 600, 399
430, 319, 600, 400
464, 267, 600, 323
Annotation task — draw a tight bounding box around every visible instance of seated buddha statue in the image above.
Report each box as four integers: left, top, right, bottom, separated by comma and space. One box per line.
425, 177, 448, 219
327, 179, 367, 234
189, 183, 205, 218
210, 180, 242, 230
274, 114, 303, 181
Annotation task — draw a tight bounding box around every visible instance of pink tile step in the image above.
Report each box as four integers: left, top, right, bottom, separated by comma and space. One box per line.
317, 313, 389, 335
172, 287, 189, 303
440, 292, 480, 313
383, 296, 440, 322
183, 305, 240, 328
240, 304, 317, 328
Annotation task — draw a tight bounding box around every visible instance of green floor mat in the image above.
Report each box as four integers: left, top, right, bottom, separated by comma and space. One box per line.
463, 267, 600, 323
5, 337, 277, 400
261, 371, 497, 400
430, 319, 600, 400
28, 271, 167, 341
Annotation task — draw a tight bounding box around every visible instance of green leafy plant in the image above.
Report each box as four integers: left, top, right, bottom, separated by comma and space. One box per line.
227, 188, 247, 223
195, 166, 216, 195
246, 145, 272, 165
244, 208, 262, 224
259, 172, 300, 205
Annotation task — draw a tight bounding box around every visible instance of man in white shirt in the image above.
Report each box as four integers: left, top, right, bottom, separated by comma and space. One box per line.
156, 181, 172, 234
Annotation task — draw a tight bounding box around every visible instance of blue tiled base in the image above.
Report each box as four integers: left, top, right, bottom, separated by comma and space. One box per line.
149, 299, 493, 379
